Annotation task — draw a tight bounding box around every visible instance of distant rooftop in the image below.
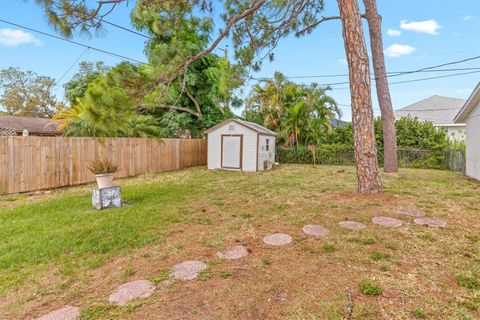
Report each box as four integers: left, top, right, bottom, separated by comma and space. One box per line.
0, 115, 60, 136
395, 95, 466, 125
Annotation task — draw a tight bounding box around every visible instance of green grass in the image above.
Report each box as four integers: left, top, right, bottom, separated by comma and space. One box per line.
322, 244, 336, 253
456, 272, 480, 290
412, 308, 427, 318
370, 251, 390, 261
1, 165, 479, 319
359, 280, 383, 296
0, 170, 210, 293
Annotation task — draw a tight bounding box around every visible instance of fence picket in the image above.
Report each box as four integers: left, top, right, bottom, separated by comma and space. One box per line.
0, 137, 207, 195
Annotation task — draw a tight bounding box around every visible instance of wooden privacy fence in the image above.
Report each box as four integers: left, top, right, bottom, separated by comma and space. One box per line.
0, 136, 207, 195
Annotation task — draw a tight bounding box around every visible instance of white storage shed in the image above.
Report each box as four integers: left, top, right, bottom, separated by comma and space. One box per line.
205, 119, 277, 171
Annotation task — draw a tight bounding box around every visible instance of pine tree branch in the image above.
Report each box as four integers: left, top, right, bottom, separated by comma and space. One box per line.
295, 15, 341, 36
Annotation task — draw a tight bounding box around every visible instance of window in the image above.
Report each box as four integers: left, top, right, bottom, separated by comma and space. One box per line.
228, 125, 235, 131
265, 139, 270, 151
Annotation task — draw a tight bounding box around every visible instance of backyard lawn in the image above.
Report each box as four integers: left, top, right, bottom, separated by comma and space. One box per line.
0, 165, 479, 319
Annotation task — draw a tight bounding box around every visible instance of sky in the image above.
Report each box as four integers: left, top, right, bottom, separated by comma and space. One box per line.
0, 0, 479, 121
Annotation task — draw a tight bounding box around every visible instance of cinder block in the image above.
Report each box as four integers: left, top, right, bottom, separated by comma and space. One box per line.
92, 186, 122, 210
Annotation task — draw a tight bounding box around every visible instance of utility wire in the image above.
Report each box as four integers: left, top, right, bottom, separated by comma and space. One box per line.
329, 70, 480, 90
282, 67, 480, 79
55, 47, 89, 86
386, 55, 480, 79
389, 70, 480, 85
102, 19, 151, 39
2, 18, 478, 90
252, 55, 480, 84
0, 19, 147, 64
252, 59, 480, 87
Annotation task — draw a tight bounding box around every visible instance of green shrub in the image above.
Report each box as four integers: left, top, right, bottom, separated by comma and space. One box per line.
359, 279, 382, 296
277, 144, 354, 165
291, 116, 457, 170
277, 116, 459, 170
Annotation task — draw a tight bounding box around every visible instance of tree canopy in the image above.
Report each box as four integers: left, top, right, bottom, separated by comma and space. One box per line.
0, 67, 61, 118
63, 61, 110, 107
55, 15, 246, 138
245, 72, 340, 147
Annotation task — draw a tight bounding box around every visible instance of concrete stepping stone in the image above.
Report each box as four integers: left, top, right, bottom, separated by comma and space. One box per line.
303, 224, 329, 237
172, 261, 207, 280
108, 280, 155, 306
217, 245, 249, 260
414, 217, 447, 228
36, 305, 80, 320
397, 209, 426, 217
372, 216, 402, 228
338, 221, 367, 230
263, 233, 293, 246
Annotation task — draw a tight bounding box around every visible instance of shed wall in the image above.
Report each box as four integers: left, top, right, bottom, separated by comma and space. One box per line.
257, 134, 276, 170
465, 102, 480, 180
207, 123, 258, 171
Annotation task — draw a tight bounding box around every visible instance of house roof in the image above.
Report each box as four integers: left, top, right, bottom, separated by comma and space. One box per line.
395, 95, 466, 125
205, 118, 277, 136
331, 119, 350, 128
454, 82, 480, 123
0, 115, 60, 135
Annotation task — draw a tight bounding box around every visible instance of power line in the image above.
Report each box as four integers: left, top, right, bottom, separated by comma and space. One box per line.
386, 55, 480, 79
253, 55, 480, 84
102, 20, 151, 39
0, 19, 147, 64
389, 70, 480, 85
2, 18, 478, 91
282, 67, 480, 79
55, 47, 89, 86
251, 56, 480, 87
329, 70, 480, 90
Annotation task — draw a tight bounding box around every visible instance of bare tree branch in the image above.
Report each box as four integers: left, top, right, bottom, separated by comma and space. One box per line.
185, 87, 202, 116
177, 0, 267, 73
295, 15, 341, 36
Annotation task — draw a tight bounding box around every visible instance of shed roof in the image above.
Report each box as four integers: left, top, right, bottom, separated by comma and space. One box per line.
205, 118, 277, 136
0, 115, 60, 135
454, 82, 480, 123
395, 95, 465, 125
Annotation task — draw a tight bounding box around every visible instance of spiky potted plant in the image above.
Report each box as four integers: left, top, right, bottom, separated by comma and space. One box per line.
88, 159, 119, 189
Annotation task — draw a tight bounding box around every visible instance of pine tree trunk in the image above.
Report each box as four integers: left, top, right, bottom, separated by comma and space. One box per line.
337, 0, 383, 194
363, 0, 398, 173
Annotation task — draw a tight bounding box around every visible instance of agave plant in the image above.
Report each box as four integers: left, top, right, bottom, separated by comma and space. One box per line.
87, 159, 119, 175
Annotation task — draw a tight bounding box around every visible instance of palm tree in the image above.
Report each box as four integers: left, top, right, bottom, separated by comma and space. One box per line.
246, 71, 341, 152
246, 72, 289, 130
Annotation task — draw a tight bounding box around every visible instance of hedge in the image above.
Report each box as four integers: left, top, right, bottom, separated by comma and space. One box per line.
277, 145, 354, 165
277, 144, 455, 170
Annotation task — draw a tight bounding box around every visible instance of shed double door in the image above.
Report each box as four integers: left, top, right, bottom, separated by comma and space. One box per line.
221, 135, 242, 170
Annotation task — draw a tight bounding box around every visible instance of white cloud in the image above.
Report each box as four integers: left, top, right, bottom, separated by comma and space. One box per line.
463, 15, 474, 21
387, 29, 401, 37
0, 28, 42, 47
337, 58, 347, 65
385, 44, 416, 57
400, 19, 441, 35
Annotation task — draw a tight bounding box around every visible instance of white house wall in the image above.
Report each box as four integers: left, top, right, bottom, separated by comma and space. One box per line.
257, 134, 276, 170
435, 125, 466, 141
465, 102, 480, 180
207, 123, 258, 171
